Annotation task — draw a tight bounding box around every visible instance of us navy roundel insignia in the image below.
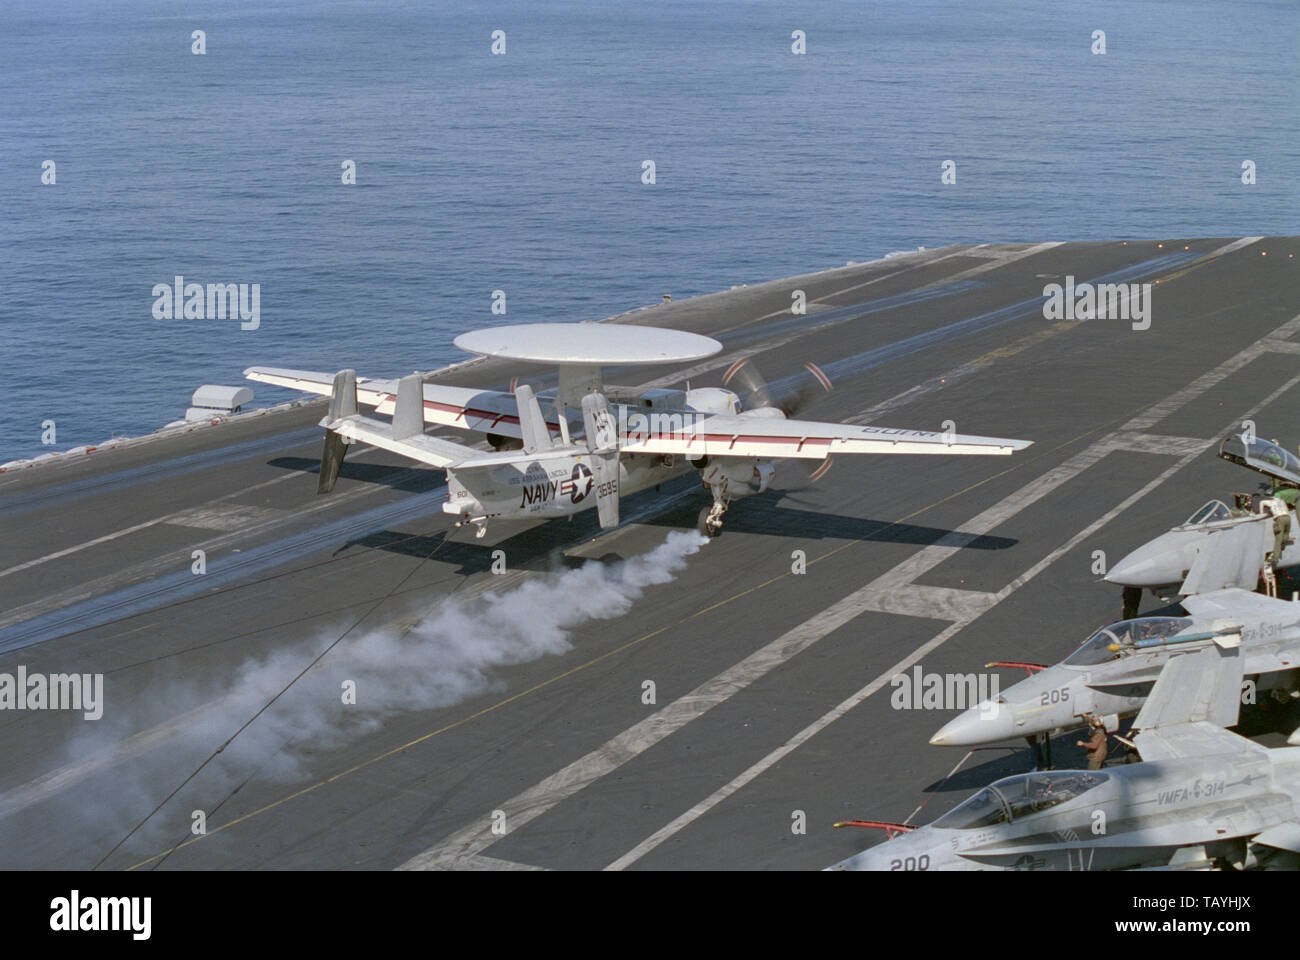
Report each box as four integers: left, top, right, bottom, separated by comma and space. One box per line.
569, 462, 594, 503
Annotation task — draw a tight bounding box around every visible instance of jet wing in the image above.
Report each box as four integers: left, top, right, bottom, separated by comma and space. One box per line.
1179, 519, 1273, 595
244, 366, 536, 440
1132, 645, 1256, 761
1253, 821, 1300, 854
1181, 587, 1293, 621
620, 415, 1032, 460
1135, 721, 1265, 763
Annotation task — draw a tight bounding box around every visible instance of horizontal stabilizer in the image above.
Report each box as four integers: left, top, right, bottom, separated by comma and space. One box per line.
330, 417, 481, 468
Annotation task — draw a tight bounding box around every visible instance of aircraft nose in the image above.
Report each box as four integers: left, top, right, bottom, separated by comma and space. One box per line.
828, 830, 953, 871
930, 700, 1016, 746
1104, 537, 1184, 587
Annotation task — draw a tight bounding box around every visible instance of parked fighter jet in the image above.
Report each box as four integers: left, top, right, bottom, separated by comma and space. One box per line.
928, 587, 1300, 752
832, 643, 1300, 871
1105, 433, 1300, 605
245, 323, 1031, 538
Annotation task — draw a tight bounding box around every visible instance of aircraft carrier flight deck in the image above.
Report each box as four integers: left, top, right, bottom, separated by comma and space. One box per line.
2, 237, 1298, 870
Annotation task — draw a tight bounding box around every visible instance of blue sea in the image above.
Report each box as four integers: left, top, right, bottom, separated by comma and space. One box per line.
2, 0, 1297, 461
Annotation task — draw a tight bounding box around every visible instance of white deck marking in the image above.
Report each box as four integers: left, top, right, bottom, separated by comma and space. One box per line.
401, 299, 1300, 872
1105, 432, 1215, 456
858, 584, 998, 621
457, 855, 547, 871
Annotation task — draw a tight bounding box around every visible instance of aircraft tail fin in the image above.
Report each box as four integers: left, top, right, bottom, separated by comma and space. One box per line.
582, 392, 620, 528
319, 369, 358, 493
318, 367, 477, 475
392, 373, 424, 440
515, 384, 554, 453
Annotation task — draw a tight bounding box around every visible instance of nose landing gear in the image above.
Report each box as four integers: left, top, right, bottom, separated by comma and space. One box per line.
698, 502, 726, 538
697, 479, 729, 538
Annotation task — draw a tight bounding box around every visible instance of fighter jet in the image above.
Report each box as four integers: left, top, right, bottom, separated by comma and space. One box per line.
832, 643, 1300, 871
1105, 433, 1300, 603
245, 322, 1031, 539
929, 587, 1300, 753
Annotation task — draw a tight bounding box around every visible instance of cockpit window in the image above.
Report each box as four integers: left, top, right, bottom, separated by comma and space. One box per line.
1185, 499, 1232, 525
1220, 434, 1300, 487
993, 771, 1109, 819
933, 772, 1109, 829
932, 787, 1011, 830
1247, 437, 1296, 472
1063, 617, 1194, 665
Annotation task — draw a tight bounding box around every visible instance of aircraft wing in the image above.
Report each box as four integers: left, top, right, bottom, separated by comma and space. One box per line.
1132, 645, 1257, 762
620, 415, 1031, 460
1181, 588, 1293, 621
244, 366, 534, 440
1179, 519, 1273, 595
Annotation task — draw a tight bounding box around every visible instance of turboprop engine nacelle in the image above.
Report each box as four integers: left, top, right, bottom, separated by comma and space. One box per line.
700, 459, 774, 496
684, 387, 741, 417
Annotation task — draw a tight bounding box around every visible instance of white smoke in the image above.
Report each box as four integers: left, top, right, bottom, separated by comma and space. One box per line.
243, 528, 711, 770
1, 530, 708, 864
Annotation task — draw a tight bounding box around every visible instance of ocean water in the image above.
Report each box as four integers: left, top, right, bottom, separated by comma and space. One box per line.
2, 0, 1297, 461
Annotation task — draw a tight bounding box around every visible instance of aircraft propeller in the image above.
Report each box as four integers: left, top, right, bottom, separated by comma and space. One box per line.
723, 357, 835, 483
722, 357, 833, 419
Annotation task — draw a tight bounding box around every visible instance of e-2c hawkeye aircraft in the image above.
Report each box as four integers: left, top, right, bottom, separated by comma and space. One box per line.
929, 587, 1300, 752
833, 643, 1300, 871
245, 323, 1031, 538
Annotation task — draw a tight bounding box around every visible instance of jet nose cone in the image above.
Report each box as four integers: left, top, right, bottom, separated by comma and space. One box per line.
930, 701, 1015, 747
1104, 536, 1187, 588
1104, 555, 1156, 586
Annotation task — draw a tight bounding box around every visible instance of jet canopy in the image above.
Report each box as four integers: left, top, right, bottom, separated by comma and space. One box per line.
1219, 433, 1300, 488
933, 771, 1109, 829
1184, 499, 1234, 525
1064, 617, 1194, 665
